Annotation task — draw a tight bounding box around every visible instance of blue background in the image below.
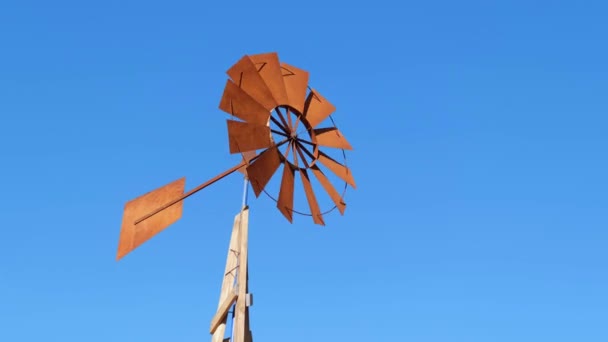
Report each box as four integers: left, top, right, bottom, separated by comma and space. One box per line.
1, 1, 607, 341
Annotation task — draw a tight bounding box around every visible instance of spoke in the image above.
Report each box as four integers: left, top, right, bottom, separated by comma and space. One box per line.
291, 140, 300, 168
297, 125, 310, 137
283, 141, 292, 159
271, 129, 289, 137
275, 138, 289, 148
275, 108, 291, 133
296, 141, 315, 160
286, 107, 293, 130
293, 115, 301, 133
296, 138, 314, 147
295, 143, 310, 168
270, 116, 289, 134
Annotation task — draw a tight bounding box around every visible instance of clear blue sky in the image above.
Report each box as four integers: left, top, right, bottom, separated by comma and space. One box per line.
1, 1, 607, 341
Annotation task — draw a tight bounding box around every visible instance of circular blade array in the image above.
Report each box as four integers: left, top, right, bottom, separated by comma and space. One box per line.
219, 52, 356, 225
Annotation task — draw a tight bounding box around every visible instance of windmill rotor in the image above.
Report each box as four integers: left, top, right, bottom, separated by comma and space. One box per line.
221, 53, 356, 226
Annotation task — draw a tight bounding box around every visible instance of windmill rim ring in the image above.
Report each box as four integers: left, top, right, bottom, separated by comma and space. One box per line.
262, 114, 350, 217
268, 105, 320, 171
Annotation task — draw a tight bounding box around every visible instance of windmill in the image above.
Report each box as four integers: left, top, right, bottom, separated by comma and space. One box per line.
116, 52, 356, 342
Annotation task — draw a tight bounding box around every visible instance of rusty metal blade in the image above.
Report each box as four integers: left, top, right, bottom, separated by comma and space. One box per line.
300, 169, 325, 225
227, 55, 277, 111
304, 89, 336, 128
280, 63, 309, 114
246, 146, 282, 197
317, 151, 356, 189
249, 52, 289, 106
227, 120, 272, 154
313, 127, 353, 150
277, 163, 295, 222
117, 178, 186, 260
310, 165, 346, 215
219, 80, 270, 126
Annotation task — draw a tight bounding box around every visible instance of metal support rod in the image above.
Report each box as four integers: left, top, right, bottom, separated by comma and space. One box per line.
242, 177, 249, 210
134, 160, 249, 225
133, 138, 289, 225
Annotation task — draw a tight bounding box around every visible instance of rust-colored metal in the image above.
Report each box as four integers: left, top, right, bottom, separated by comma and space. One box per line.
304, 89, 336, 128
275, 109, 291, 133
313, 127, 353, 150
299, 169, 325, 226
249, 52, 289, 105
227, 55, 277, 111
219, 80, 270, 126
317, 151, 356, 189
294, 139, 319, 169
291, 139, 300, 167
270, 116, 289, 134
286, 106, 293, 129
277, 163, 295, 222
294, 142, 310, 169
247, 145, 282, 197
227, 120, 272, 154
116, 178, 185, 260
310, 165, 346, 215
280, 63, 309, 114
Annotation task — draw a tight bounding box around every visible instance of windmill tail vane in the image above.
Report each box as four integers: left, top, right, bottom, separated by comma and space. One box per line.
115, 52, 356, 342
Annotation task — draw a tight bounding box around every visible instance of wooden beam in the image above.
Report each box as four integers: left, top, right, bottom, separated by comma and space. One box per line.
209, 292, 238, 334
232, 208, 249, 342
211, 210, 243, 342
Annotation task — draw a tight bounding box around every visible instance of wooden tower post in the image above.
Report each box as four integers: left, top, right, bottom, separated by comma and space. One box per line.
210, 177, 253, 342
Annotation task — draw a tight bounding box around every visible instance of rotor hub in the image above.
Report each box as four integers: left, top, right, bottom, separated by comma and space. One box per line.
267, 105, 321, 171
